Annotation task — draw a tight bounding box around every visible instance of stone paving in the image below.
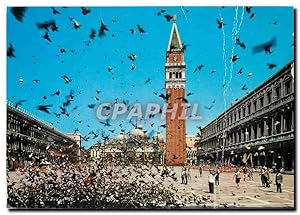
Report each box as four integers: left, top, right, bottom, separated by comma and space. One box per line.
156, 167, 295, 208
7, 166, 295, 209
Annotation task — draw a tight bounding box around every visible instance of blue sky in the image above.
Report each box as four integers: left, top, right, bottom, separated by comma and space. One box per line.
6, 6, 294, 148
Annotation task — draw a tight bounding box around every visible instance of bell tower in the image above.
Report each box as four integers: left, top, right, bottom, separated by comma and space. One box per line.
165, 15, 186, 166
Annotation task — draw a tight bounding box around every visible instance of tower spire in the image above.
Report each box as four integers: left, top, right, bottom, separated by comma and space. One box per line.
167, 15, 182, 51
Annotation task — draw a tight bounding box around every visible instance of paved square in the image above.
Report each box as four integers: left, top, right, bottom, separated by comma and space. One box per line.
153, 167, 294, 208
7, 166, 294, 209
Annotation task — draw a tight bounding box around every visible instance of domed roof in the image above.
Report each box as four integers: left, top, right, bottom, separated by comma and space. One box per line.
155, 131, 164, 142
131, 125, 145, 137
117, 130, 126, 140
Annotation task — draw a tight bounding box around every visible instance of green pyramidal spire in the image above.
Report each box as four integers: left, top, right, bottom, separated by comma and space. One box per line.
167, 15, 183, 51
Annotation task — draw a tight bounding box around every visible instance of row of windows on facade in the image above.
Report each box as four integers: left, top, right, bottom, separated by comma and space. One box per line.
187, 151, 197, 157
7, 140, 42, 153
203, 79, 292, 138
8, 115, 44, 139
7, 138, 69, 155
7, 113, 68, 142
202, 110, 294, 150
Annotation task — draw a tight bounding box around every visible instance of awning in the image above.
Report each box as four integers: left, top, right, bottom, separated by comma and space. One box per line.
49, 149, 65, 157
258, 146, 265, 151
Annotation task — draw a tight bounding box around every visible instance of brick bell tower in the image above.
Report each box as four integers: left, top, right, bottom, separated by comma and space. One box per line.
165, 15, 186, 166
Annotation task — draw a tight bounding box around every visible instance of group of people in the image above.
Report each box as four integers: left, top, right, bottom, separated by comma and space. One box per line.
260, 166, 271, 187
224, 166, 284, 193
259, 166, 283, 193
233, 166, 254, 188
198, 164, 285, 194
166, 164, 285, 195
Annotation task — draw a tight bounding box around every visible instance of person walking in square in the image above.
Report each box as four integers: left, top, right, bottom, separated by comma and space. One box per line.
264, 168, 271, 188
187, 165, 191, 180
199, 165, 203, 177
234, 168, 241, 188
181, 166, 187, 185
208, 169, 215, 193
242, 165, 248, 181
275, 170, 283, 193
215, 167, 220, 186
248, 167, 254, 181
260, 167, 266, 187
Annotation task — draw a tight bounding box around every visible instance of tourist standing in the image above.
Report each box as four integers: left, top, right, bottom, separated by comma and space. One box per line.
208, 170, 215, 193
260, 167, 266, 187
234, 168, 241, 188
181, 166, 187, 185
187, 165, 191, 180
248, 167, 254, 181
215, 167, 220, 186
199, 165, 203, 177
242, 166, 248, 181
275, 170, 283, 193
264, 168, 271, 188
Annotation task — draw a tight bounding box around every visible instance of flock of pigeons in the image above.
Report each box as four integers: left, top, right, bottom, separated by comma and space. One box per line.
6, 6, 291, 209
7, 156, 221, 209
7, 7, 189, 146
7, 6, 284, 145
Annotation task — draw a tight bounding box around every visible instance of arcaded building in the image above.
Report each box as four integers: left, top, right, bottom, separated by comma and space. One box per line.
186, 135, 199, 165
196, 61, 294, 172
7, 103, 78, 170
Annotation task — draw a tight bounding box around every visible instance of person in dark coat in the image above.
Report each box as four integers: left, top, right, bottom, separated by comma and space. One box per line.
260, 167, 266, 187
264, 168, 271, 188
275, 170, 283, 193
181, 166, 187, 185
208, 170, 215, 193
215, 167, 220, 186
199, 165, 203, 177
234, 168, 241, 188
